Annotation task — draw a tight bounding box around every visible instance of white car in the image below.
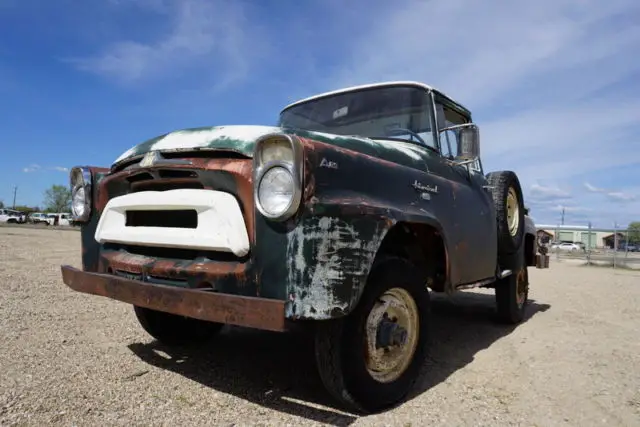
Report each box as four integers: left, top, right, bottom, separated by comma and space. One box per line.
29, 212, 52, 225
0, 208, 26, 224
46, 213, 73, 226
552, 242, 582, 251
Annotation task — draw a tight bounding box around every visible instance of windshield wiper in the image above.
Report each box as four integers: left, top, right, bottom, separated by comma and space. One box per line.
368, 137, 439, 154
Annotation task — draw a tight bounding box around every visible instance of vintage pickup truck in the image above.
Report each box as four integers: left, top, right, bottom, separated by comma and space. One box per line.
61, 81, 549, 413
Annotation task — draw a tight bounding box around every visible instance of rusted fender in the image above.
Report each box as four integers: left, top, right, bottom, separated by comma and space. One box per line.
280, 137, 455, 320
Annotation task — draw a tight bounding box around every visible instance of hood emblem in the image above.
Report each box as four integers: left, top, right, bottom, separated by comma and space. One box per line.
140, 151, 161, 168
137, 150, 192, 168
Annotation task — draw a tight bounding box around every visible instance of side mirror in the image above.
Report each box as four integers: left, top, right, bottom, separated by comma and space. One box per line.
457, 124, 480, 161
439, 123, 480, 162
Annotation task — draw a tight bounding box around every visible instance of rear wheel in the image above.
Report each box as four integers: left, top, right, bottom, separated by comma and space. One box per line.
314, 256, 430, 413
495, 265, 529, 324
133, 305, 224, 346
486, 171, 525, 256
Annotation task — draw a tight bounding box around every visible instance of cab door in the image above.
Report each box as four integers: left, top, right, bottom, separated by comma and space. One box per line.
432, 99, 497, 285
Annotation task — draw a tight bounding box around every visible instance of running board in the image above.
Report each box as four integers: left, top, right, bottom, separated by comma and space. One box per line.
499, 269, 512, 278
454, 269, 512, 291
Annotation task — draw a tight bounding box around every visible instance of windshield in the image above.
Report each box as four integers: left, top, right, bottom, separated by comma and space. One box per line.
279, 85, 437, 150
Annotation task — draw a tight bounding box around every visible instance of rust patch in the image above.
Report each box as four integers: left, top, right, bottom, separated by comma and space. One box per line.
204, 158, 256, 244
61, 265, 286, 332
101, 251, 248, 283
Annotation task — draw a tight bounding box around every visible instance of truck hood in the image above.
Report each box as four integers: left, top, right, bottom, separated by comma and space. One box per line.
112, 125, 431, 170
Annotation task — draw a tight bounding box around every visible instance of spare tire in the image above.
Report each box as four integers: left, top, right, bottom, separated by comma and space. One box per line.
486, 171, 525, 255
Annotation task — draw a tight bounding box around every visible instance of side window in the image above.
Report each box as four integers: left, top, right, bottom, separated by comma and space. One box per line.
436, 103, 467, 159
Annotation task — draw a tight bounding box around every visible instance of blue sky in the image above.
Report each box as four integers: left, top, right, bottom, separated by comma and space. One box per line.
1, 0, 639, 228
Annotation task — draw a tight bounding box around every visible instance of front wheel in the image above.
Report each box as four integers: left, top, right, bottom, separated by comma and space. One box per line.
133, 305, 224, 346
314, 256, 430, 413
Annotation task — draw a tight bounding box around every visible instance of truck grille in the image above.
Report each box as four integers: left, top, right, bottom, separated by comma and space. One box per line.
126, 169, 203, 192
125, 209, 198, 229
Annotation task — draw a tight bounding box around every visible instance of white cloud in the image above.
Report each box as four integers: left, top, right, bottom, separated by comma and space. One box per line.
69, 0, 266, 88
23, 164, 41, 173
529, 183, 572, 201
549, 204, 592, 213
606, 192, 636, 202
584, 182, 605, 193
584, 182, 636, 202
322, 0, 640, 107
22, 165, 69, 173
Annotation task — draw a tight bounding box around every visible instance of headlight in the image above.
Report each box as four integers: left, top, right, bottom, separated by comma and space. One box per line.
253, 134, 303, 221
257, 166, 294, 217
69, 167, 92, 222
257, 138, 294, 164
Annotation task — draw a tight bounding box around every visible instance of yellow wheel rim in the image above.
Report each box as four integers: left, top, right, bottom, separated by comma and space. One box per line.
506, 187, 520, 237
364, 288, 419, 383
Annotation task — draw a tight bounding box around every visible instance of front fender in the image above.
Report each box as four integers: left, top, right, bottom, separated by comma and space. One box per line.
283, 195, 449, 320
277, 136, 455, 320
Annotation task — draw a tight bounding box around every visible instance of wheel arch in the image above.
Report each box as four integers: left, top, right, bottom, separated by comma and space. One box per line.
373, 221, 450, 293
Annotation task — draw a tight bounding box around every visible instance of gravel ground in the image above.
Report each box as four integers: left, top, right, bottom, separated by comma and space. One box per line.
1, 228, 639, 426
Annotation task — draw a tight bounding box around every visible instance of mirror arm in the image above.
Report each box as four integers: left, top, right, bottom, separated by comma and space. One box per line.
439, 123, 473, 133
455, 157, 478, 166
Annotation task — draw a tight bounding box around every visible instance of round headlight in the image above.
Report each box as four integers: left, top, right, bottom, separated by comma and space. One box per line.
71, 186, 86, 218
257, 166, 294, 217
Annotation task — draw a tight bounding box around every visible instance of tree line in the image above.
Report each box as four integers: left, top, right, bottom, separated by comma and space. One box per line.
0, 185, 71, 214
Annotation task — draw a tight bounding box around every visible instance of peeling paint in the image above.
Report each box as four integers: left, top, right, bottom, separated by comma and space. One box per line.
113, 125, 281, 164
151, 126, 281, 151
113, 123, 433, 173
286, 216, 386, 319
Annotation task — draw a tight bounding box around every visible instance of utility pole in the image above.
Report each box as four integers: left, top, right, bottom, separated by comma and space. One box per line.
587, 221, 592, 265
613, 221, 618, 269
12, 186, 17, 209
561, 206, 565, 225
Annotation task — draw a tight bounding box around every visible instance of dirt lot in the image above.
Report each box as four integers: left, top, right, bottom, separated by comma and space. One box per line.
1, 227, 639, 426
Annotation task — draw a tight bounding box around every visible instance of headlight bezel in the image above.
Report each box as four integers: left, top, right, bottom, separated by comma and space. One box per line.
253, 134, 303, 222
69, 166, 93, 222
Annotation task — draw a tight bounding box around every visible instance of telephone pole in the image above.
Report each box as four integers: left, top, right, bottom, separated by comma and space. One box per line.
561, 206, 565, 225
12, 186, 17, 209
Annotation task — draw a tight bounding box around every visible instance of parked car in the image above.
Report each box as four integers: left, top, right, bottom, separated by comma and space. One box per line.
29, 212, 52, 225
60, 80, 550, 413
45, 212, 73, 226
551, 242, 583, 252
0, 208, 26, 224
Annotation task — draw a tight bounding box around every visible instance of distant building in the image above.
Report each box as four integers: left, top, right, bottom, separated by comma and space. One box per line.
536, 224, 629, 249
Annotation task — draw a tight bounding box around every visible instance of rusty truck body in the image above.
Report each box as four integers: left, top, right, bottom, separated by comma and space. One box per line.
61, 81, 549, 413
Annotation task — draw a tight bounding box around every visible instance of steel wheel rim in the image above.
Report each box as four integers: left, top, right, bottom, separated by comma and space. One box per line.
506, 187, 520, 237
364, 287, 419, 383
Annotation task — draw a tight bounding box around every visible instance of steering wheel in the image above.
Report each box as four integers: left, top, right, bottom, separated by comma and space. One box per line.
385, 127, 426, 145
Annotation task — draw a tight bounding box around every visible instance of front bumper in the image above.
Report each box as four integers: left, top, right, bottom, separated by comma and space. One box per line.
60, 265, 287, 332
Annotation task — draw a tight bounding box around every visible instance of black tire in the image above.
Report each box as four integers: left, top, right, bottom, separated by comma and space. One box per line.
314, 256, 430, 413
133, 305, 224, 346
486, 171, 525, 255
495, 265, 528, 324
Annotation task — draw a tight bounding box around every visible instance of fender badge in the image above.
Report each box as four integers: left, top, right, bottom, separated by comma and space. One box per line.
320, 158, 338, 169
412, 180, 438, 194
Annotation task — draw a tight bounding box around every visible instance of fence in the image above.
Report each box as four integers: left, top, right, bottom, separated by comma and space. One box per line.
549, 245, 640, 270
